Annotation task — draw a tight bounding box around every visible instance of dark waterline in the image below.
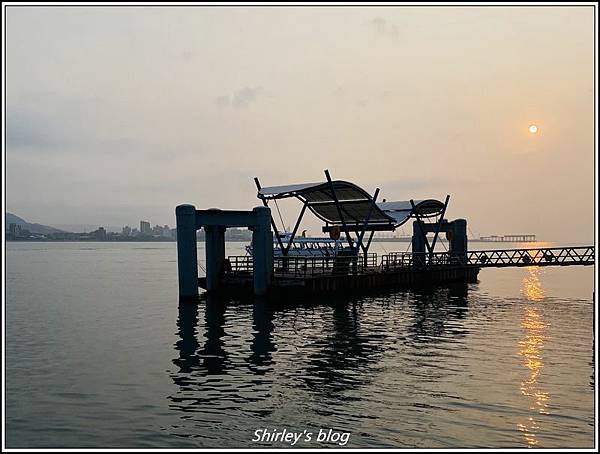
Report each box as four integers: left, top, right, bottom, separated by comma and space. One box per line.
5, 242, 595, 448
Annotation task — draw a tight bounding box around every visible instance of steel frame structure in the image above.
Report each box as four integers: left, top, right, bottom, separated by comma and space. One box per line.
381, 246, 595, 269
466, 246, 595, 267
254, 169, 389, 257
409, 194, 450, 262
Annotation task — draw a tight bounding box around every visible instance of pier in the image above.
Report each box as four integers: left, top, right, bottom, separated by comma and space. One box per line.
479, 234, 537, 242
208, 245, 593, 296
176, 171, 595, 299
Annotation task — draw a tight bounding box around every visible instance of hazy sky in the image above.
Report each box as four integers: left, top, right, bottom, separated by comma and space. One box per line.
5, 6, 595, 241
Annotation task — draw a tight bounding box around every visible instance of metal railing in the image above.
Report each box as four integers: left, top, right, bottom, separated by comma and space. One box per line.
380, 252, 465, 270
466, 246, 594, 267
227, 255, 254, 274
226, 253, 378, 277
380, 252, 413, 270
381, 246, 595, 269
225, 245, 594, 278
273, 253, 378, 278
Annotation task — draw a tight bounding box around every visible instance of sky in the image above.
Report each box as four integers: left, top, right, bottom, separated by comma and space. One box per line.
4, 6, 595, 241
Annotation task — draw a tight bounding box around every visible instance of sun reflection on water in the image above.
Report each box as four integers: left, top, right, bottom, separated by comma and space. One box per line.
517, 267, 550, 447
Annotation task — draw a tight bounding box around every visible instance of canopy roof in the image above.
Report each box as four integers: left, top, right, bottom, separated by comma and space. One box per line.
258, 180, 396, 228
377, 199, 445, 227
257, 180, 445, 229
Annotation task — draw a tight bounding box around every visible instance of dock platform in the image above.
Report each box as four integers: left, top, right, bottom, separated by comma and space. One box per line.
198, 246, 593, 296
176, 171, 595, 300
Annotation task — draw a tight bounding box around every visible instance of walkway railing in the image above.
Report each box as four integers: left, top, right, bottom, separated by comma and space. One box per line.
273, 253, 378, 278
381, 251, 459, 270
227, 255, 254, 274
225, 246, 594, 277
226, 253, 378, 277
466, 246, 594, 268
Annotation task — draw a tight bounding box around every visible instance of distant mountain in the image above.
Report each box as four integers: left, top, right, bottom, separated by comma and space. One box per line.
6, 212, 27, 225
5, 212, 67, 234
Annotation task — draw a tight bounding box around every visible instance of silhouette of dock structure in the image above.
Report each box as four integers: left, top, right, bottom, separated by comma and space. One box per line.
175, 170, 595, 298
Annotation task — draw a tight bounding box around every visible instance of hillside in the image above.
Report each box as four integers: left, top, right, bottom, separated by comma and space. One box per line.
6, 212, 66, 234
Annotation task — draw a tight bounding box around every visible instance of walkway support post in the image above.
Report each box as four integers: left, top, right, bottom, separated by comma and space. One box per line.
412, 220, 426, 268
176, 204, 199, 300
177, 205, 274, 298
252, 206, 273, 296
450, 219, 468, 265
205, 222, 226, 292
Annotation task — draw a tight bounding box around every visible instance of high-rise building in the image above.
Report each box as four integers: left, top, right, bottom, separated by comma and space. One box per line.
140, 220, 151, 235
93, 227, 107, 241
122, 225, 131, 236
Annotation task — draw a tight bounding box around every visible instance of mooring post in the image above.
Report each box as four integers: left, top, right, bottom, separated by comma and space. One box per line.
412, 220, 426, 268
205, 224, 226, 292
252, 206, 273, 296
176, 204, 199, 300
450, 219, 468, 265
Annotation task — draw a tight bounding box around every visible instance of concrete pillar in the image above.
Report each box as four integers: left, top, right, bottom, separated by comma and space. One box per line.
252, 206, 273, 296
205, 225, 226, 292
176, 204, 199, 300
412, 220, 426, 267
450, 218, 468, 264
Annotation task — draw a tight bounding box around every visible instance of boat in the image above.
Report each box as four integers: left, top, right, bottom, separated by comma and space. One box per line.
245, 231, 354, 257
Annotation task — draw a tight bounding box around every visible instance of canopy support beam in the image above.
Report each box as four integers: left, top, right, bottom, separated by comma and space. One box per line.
356, 187, 380, 265
428, 194, 450, 261
410, 199, 433, 262
324, 169, 354, 251
365, 230, 376, 252
284, 202, 308, 255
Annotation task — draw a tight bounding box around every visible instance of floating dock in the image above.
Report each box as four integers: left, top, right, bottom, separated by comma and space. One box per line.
176, 170, 594, 300
200, 263, 480, 296
197, 246, 593, 296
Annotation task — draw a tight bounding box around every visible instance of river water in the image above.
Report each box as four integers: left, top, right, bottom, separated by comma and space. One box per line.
4, 241, 595, 448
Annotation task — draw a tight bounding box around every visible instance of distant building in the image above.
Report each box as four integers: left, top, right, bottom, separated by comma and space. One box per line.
92, 227, 107, 241
8, 223, 22, 237
122, 225, 131, 236
140, 220, 151, 235
7, 223, 23, 240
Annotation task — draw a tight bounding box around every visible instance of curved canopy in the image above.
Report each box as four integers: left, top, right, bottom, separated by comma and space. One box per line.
258, 180, 397, 228
377, 199, 445, 227
258, 180, 446, 230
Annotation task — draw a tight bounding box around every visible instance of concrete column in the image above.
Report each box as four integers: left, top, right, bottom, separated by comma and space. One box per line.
412, 220, 426, 267
450, 219, 468, 264
205, 225, 226, 292
176, 204, 199, 300
252, 206, 273, 296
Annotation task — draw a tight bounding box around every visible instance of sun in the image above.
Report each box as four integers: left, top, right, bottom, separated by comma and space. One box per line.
529, 124, 539, 134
